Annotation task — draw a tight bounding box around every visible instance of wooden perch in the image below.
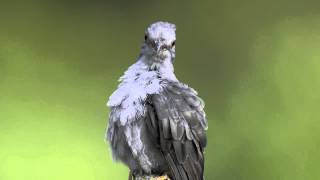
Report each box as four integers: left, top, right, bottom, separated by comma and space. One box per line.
129, 172, 170, 180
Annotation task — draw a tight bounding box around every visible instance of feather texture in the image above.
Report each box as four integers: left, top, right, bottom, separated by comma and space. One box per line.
106, 21, 207, 180
149, 81, 207, 180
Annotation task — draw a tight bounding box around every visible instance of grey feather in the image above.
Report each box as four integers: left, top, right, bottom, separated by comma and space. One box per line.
106, 21, 207, 180
107, 80, 207, 179
149, 80, 207, 180
162, 118, 171, 139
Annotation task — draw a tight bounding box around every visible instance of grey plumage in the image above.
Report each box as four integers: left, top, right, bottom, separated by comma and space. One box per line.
108, 81, 207, 180
151, 81, 207, 180
106, 21, 208, 180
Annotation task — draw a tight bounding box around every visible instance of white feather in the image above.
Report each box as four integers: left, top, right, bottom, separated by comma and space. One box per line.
107, 55, 177, 125
124, 125, 152, 173
147, 21, 176, 45
107, 21, 179, 171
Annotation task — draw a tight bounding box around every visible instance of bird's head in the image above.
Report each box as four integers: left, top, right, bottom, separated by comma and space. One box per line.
141, 21, 176, 65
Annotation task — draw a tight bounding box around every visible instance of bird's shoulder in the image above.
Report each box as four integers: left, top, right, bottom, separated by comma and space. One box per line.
150, 80, 207, 130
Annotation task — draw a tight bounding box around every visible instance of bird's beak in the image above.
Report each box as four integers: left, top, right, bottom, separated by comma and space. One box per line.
155, 43, 161, 53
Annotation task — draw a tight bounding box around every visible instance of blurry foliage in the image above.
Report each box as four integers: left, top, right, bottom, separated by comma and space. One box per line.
1, 0, 320, 179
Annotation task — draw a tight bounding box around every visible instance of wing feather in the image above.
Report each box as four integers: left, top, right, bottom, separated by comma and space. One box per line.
148, 80, 207, 180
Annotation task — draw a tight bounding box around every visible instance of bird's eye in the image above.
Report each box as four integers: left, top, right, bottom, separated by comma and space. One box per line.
144, 35, 148, 41
171, 41, 176, 47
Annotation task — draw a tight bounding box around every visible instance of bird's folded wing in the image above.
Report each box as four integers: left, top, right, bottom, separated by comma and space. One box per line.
147, 81, 207, 180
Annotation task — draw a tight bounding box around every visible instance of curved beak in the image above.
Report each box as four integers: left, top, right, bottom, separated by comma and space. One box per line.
155, 42, 161, 53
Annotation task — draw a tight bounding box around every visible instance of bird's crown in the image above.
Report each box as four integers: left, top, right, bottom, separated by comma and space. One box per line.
145, 21, 176, 43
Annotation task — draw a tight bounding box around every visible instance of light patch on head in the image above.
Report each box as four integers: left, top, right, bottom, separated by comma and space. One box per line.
146, 21, 176, 44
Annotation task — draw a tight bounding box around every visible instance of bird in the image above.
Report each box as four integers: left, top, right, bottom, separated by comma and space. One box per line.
106, 21, 208, 180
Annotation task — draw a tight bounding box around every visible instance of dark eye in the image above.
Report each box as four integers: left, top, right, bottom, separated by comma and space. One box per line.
171, 41, 176, 47
144, 35, 148, 41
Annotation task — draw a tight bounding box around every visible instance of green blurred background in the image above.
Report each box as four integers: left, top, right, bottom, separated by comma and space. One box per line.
1, 0, 320, 179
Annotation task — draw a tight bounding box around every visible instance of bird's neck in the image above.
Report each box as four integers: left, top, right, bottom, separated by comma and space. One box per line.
138, 55, 177, 82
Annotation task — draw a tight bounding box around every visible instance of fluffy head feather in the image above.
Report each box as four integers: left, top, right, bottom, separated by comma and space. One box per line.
142, 21, 176, 66
146, 21, 176, 44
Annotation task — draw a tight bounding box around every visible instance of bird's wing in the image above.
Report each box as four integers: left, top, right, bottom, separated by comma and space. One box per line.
146, 81, 207, 180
